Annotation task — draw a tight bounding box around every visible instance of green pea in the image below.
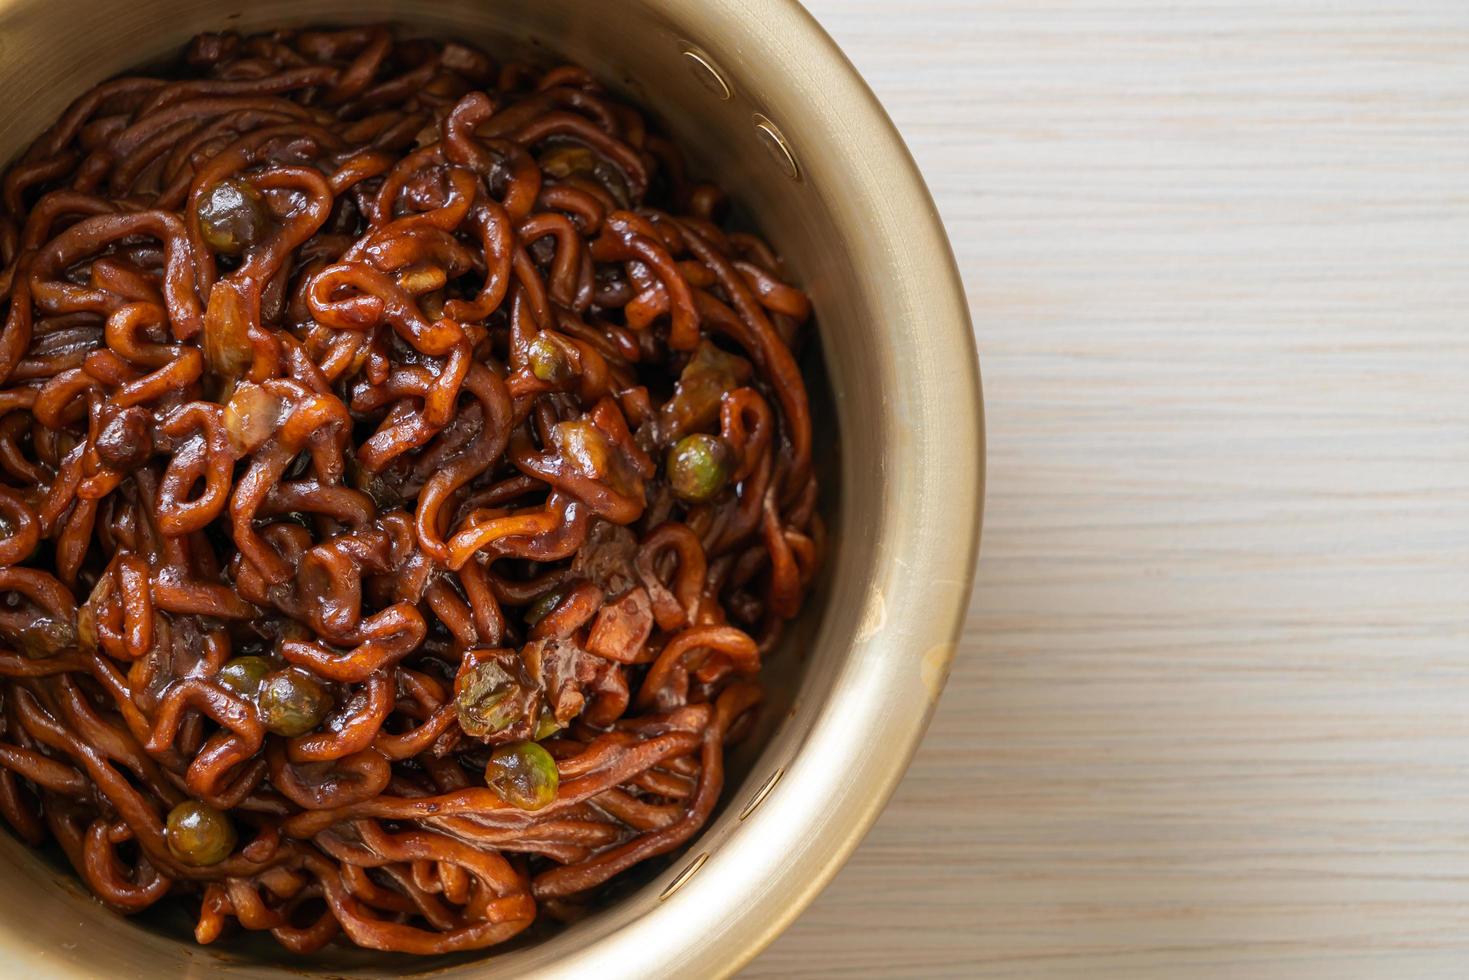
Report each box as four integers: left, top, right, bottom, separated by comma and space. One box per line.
526, 333, 572, 384
196, 177, 270, 256
485, 741, 559, 811
667, 433, 733, 503
165, 800, 236, 867
257, 668, 332, 737
216, 656, 272, 699
455, 658, 529, 739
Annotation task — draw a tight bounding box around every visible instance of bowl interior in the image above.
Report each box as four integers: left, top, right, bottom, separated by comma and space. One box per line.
0, 1, 920, 976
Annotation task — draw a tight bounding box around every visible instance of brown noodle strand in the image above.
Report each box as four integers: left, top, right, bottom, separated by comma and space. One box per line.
0, 26, 820, 954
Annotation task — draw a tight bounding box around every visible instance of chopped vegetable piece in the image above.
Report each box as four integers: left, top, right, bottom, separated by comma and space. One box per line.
455, 655, 534, 739
660, 341, 752, 441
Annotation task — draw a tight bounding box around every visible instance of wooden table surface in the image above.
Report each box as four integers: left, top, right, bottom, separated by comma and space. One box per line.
747, 2, 1469, 976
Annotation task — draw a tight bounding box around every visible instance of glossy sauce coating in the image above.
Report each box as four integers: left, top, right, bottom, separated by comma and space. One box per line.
0, 26, 821, 954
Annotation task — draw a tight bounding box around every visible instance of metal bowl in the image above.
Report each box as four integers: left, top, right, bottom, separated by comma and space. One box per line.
0, 0, 983, 975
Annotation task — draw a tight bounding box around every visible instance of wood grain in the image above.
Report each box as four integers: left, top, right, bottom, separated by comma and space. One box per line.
747, 1, 1469, 976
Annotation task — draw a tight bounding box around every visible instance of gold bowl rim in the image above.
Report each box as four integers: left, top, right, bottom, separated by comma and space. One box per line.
0, 0, 983, 976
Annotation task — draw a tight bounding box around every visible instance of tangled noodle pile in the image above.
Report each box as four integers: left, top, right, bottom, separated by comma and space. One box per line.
0, 26, 820, 953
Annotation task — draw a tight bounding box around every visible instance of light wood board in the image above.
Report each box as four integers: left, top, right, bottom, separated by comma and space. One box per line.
747, 1, 1469, 976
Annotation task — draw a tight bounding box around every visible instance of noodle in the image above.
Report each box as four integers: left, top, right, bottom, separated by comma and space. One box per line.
0, 26, 821, 954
